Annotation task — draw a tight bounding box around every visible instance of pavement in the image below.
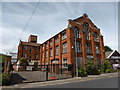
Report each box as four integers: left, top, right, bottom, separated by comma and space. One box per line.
1, 72, 119, 89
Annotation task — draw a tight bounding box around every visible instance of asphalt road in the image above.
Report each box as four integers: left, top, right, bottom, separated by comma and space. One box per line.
37, 77, 119, 88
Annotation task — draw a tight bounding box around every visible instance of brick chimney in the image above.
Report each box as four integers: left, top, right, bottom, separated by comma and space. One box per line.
28, 35, 37, 43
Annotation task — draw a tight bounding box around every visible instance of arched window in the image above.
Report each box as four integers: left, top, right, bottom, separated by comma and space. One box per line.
86, 32, 91, 40
83, 22, 89, 33
74, 26, 80, 38
94, 32, 99, 42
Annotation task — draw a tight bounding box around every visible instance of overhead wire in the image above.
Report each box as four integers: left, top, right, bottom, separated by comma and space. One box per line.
7, 0, 40, 54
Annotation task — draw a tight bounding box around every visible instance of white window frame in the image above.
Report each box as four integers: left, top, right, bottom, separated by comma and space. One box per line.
75, 41, 81, 52
56, 46, 59, 55
86, 43, 92, 53
50, 40, 52, 46
96, 44, 100, 54
62, 59, 68, 68
63, 42, 67, 53
74, 27, 80, 38
62, 31, 67, 40
50, 48, 53, 57
46, 50, 48, 58
55, 37, 59, 43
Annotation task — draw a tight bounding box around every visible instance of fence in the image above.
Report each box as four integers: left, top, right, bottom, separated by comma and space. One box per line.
12, 64, 74, 83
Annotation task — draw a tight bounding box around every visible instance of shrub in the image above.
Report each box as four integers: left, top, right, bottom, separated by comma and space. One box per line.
104, 60, 112, 73
19, 57, 28, 65
78, 67, 87, 77
86, 61, 101, 75
1, 73, 11, 86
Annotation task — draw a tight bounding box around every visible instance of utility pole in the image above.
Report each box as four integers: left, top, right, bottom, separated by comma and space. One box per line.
75, 38, 78, 77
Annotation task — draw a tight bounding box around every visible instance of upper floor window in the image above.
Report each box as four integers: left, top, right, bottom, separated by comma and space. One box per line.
46, 42, 48, 48
50, 48, 53, 57
42, 45, 44, 50
75, 41, 81, 52
96, 44, 100, 54
46, 50, 48, 58
55, 36, 59, 43
86, 32, 91, 40
86, 43, 92, 53
30, 46, 32, 52
63, 42, 67, 53
83, 22, 89, 33
42, 52, 44, 59
23, 45, 27, 50
35, 54, 38, 59
74, 27, 80, 38
56, 45, 59, 55
23, 53, 26, 59
94, 32, 99, 42
35, 46, 39, 51
50, 40, 52, 46
62, 31, 67, 40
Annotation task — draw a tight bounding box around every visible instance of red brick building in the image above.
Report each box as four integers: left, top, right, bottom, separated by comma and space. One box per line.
17, 14, 105, 73
17, 35, 40, 63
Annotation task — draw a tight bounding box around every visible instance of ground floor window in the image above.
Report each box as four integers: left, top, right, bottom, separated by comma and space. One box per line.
62, 59, 68, 68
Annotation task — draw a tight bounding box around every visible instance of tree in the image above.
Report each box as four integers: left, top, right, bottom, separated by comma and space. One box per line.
104, 45, 113, 52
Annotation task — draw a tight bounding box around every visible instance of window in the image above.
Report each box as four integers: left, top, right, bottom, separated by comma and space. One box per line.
23, 45, 27, 50
56, 46, 59, 55
74, 27, 80, 38
83, 22, 89, 33
63, 59, 68, 68
46, 50, 48, 58
94, 32, 99, 42
42, 52, 44, 59
42, 45, 44, 50
96, 44, 100, 54
35, 46, 39, 51
46, 42, 48, 48
86, 32, 91, 40
62, 31, 67, 40
30, 46, 32, 52
86, 43, 92, 53
55, 36, 59, 43
23, 53, 26, 58
50, 40, 52, 46
50, 48, 53, 57
75, 41, 81, 52
35, 54, 38, 59
63, 42, 67, 53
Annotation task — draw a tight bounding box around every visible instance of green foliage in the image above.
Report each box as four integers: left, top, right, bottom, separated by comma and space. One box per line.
1, 73, 11, 86
78, 67, 87, 77
104, 60, 112, 73
86, 61, 101, 75
19, 57, 28, 65
104, 45, 113, 52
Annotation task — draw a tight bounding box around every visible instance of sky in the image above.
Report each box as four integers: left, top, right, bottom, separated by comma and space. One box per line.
0, 1, 118, 54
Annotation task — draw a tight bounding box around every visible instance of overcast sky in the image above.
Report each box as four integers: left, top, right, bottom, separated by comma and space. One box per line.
0, 2, 118, 54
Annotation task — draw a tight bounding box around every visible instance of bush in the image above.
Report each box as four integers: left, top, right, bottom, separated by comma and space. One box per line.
104, 60, 112, 73
1, 73, 11, 86
86, 61, 101, 75
78, 67, 87, 77
19, 57, 28, 65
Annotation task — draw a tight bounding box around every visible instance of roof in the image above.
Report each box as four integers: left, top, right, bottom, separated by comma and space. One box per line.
105, 50, 120, 59
105, 51, 113, 58
20, 41, 40, 47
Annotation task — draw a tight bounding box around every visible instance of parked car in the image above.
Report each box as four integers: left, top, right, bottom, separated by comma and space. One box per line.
113, 64, 120, 69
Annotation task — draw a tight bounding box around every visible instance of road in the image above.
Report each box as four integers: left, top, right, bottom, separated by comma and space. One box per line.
37, 77, 118, 88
